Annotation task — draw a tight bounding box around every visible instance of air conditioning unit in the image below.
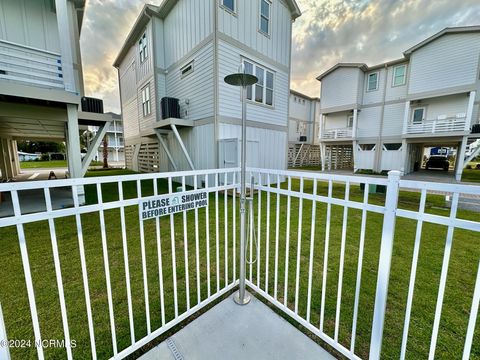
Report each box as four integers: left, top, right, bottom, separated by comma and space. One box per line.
299, 136, 307, 142
81, 97, 104, 113
161, 97, 180, 119
472, 124, 480, 133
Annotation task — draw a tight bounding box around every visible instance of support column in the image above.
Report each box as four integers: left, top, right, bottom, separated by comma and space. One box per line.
0, 139, 7, 180
352, 108, 358, 138
455, 136, 468, 181
465, 91, 476, 131
12, 140, 20, 176
65, 104, 84, 202
400, 139, 408, 176
2, 138, 14, 179
402, 101, 411, 135
353, 141, 359, 172
320, 143, 326, 171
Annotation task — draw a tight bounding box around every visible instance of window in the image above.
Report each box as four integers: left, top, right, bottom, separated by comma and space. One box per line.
222, 0, 235, 12
139, 33, 148, 63
181, 61, 194, 78
347, 115, 354, 128
243, 60, 274, 106
393, 65, 406, 86
141, 84, 151, 117
259, 0, 271, 35
412, 108, 425, 123
367, 72, 379, 91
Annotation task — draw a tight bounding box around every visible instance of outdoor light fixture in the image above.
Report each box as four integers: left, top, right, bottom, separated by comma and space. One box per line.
224, 64, 258, 305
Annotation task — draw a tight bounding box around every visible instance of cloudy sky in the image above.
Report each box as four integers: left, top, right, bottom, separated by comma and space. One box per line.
80, 0, 480, 113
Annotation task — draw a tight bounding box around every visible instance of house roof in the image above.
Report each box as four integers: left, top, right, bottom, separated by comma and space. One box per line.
316, 26, 480, 82
316, 63, 368, 81
404, 25, 480, 56
290, 89, 319, 101
113, 0, 301, 68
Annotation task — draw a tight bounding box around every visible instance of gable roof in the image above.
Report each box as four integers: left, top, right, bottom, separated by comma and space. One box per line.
316, 63, 368, 81
290, 89, 319, 101
404, 25, 480, 56
113, 0, 301, 68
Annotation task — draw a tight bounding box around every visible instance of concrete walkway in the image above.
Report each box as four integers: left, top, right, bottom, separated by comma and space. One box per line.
141, 293, 335, 360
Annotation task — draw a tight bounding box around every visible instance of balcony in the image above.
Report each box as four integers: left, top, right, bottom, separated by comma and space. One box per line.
322, 127, 353, 139
0, 39, 64, 90
406, 116, 467, 135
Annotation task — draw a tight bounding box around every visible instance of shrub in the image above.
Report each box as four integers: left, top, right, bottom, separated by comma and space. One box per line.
466, 165, 472, 169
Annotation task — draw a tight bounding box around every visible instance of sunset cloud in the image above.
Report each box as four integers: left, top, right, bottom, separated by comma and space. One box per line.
79, 0, 480, 112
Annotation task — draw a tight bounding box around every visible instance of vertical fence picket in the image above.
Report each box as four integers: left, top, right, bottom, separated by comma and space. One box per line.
320, 180, 333, 332
11, 190, 44, 360
306, 179, 317, 323
215, 173, 220, 292
462, 260, 480, 360
335, 181, 350, 342
284, 176, 292, 306
369, 171, 401, 359
44, 188, 73, 359
399, 189, 427, 359
232, 171, 237, 284
428, 192, 460, 360
274, 174, 281, 300
194, 175, 201, 303
350, 184, 370, 353
0, 302, 10, 360
168, 177, 179, 318
153, 179, 166, 327
97, 184, 118, 354
294, 177, 304, 314
265, 173, 271, 294
72, 185, 96, 359
224, 172, 229, 288
205, 174, 211, 297
181, 176, 190, 310
136, 180, 150, 335
257, 172, 262, 288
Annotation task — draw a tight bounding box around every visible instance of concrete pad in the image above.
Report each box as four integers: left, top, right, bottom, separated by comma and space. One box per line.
140, 293, 335, 360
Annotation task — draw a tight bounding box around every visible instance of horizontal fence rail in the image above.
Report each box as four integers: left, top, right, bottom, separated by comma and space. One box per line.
322, 127, 353, 139
0, 168, 479, 360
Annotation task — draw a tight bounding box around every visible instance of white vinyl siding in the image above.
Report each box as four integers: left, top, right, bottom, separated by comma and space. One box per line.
243, 59, 274, 106
392, 65, 406, 86
217, 0, 292, 67
320, 68, 362, 109
367, 72, 379, 91
382, 103, 405, 137
408, 33, 480, 95
259, 0, 271, 36
163, 0, 214, 67
356, 106, 382, 138
141, 84, 151, 116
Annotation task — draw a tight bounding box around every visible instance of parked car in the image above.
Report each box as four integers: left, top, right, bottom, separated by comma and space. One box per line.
425, 155, 449, 171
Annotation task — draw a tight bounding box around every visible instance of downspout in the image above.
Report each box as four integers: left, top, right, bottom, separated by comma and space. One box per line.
375, 63, 388, 172
213, 0, 219, 168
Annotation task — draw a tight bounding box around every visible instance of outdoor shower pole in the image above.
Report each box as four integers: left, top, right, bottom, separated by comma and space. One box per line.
224, 64, 258, 305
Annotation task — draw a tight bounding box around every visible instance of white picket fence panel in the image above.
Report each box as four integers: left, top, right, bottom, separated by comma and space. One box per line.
0, 168, 479, 359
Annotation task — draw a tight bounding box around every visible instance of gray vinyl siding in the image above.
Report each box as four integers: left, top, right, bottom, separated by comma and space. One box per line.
163, 0, 214, 68
0, 0, 60, 53
123, 99, 140, 139
166, 123, 216, 171
118, 46, 137, 104
218, 40, 289, 127
385, 63, 408, 101
382, 103, 405, 137
165, 41, 214, 120
217, 0, 292, 67
324, 112, 349, 130
363, 68, 386, 105
356, 106, 382, 139
219, 123, 287, 170
138, 77, 156, 134
136, 22, 154, 84
320, 68, 362, 109
420, 93, 470, 120
408, 33, 480, 95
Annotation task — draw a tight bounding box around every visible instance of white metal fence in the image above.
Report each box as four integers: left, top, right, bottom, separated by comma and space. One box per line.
0, 168, 479, 359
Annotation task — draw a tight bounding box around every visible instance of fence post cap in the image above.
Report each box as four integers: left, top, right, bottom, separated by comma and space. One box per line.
387, 170, 401, 179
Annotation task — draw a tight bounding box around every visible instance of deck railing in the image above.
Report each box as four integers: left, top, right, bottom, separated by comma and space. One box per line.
0, 168, 479, 359
406, 117, 467, 134
322, 127, 353, 139
0, 39, 64, 89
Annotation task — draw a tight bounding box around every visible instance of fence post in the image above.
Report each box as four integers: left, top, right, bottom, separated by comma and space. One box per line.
0, 302, 11, 360
369, 170, 401, 359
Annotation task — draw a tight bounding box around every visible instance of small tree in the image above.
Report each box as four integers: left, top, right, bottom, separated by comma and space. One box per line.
102, 135, 109, 169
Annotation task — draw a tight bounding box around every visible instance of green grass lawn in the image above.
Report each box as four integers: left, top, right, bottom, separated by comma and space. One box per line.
463, 162, 480, 183
20, 160, 104, 169
0, 170, 479, 359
